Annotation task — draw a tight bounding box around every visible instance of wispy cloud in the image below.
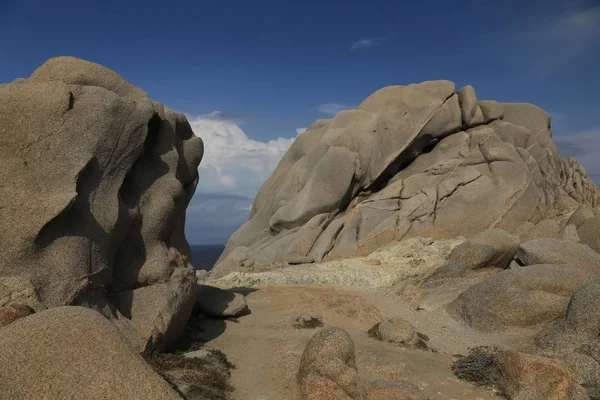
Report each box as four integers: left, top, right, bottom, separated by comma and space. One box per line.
317, 103, 352, 115
520, 5, 600, 73
296, 127, 308, 135
349, 38, 379, 51
539, 6, 600, 43
197, 110, 258, 125
555, 128, 600, 185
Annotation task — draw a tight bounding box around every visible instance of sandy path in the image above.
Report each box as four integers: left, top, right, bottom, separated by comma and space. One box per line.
198, 285, 531, 399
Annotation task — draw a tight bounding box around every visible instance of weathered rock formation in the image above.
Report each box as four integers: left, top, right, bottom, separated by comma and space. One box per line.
212, 81, 599, 278
0, 307, 182, 399
0, 57, 203, 351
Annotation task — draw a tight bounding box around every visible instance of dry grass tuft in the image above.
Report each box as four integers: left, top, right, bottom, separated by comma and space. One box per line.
452, 346, 506, 397
144, 349, 235, 400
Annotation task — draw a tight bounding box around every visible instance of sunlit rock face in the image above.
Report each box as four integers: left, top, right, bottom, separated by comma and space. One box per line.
0, 57, 204, 351
213, 81, 599, 278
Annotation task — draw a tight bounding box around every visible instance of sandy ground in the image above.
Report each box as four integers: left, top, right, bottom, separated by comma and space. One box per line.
197, 284, 537, 399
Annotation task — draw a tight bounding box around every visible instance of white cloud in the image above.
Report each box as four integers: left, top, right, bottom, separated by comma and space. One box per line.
520, 6, 600, 73
541, 6, 600, 43
296, 127, 308, 135
317, 103, 352, 116
188, 113, 296, 199
555, 128, 600, 185
350, 38, 378, 51
184, 114, 298, 244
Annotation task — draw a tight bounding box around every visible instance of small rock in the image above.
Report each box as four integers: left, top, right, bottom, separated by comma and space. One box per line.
0, 304, 34, 328
288, 257, 315, 265
508, 260, 522, 269
0, 277, 42, 310
195, 270, 209, 283
297, 328, 368, 400
293, 314, 324, 329
368, 317, 428, 349
195, 285, 249, 318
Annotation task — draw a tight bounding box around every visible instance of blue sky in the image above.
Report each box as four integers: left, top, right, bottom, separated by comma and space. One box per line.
1, 0, 599, 244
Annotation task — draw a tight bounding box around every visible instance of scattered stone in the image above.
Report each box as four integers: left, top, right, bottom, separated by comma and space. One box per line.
297, 328, 368, 400
288, 257, 315, 265
0, 304, 34, 328
515, 239, 600, 274
508, 260, 522, 269
293, 314, 325, 329
196, 269, 209, 282
195, 285, 249, 318
368, 317, 428, 349
448, 228, 518, 269
0, 277, 42, 310
427, 228, 518, 281
0, 307, 181, 400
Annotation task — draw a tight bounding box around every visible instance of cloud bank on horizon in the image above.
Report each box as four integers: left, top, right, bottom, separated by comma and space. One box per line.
185, 113, 298, 244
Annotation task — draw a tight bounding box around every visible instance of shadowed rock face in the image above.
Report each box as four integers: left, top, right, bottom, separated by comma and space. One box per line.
212, 81, 599, 278
0, 57, 204, 352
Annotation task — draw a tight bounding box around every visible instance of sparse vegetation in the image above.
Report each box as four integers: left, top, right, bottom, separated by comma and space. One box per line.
144, 349, 235, 400
452, 346, 505, 396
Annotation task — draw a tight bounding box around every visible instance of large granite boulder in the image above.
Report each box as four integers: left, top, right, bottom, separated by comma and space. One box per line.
515, 238, 600, 274
426, 228, 518, 282
0, 307, 181, 400
0, 57, 203, 351
447, 264, 599, 331
534, 282, 600, 398
536, 281, 600, 354
212, 81, 599, 278
495, 350, 589, 400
